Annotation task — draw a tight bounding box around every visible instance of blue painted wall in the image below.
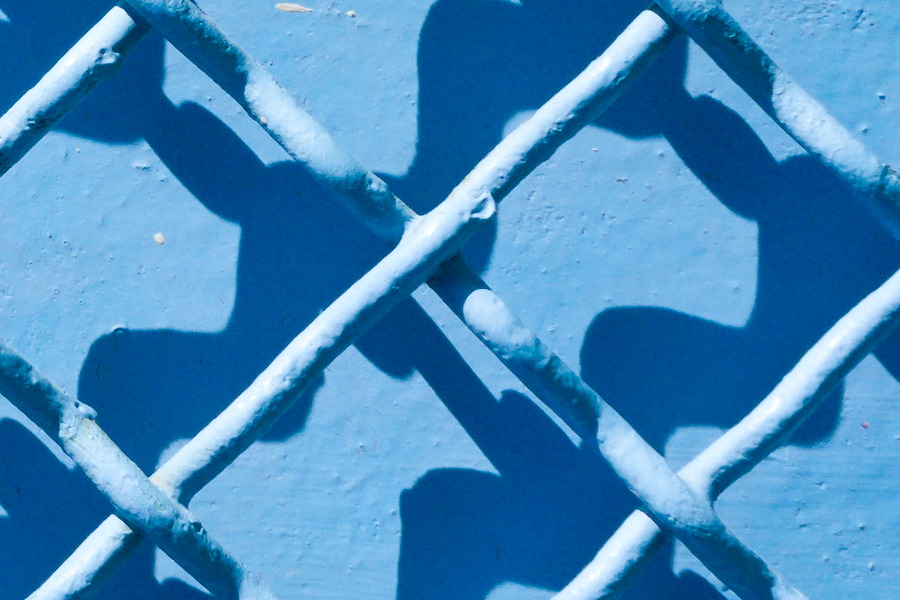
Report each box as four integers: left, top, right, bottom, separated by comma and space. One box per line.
1, 1, 899, 598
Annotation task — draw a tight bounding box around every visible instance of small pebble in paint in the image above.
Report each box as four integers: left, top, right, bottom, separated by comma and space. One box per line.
276, 3, 313, 12
346, 10, 356, 18
154, 232, 165, 245
861, 421, 868, 429
259, 116, 268, 126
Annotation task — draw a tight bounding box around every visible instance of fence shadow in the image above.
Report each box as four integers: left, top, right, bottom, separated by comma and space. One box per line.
3, 0, 899, 599
0, 0, 166, 144
581, 91, 900, 456
1, 2, 198, 597
390, 2, 900, 600
76, 99, 382, 474
0, 420, 112, 599
71, 94, 407, 594
379, 0, 685, 273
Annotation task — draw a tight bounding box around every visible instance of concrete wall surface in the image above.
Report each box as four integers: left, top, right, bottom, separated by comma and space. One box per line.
1, 1, 899, 599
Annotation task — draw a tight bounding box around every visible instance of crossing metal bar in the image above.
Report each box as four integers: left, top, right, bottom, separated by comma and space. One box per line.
0, 341, 279, 600
5, 1, 898, 244
0, 1, 894, 599
21, 4, 807, 599
555, 265, 900, 600
29, 8, 684, 599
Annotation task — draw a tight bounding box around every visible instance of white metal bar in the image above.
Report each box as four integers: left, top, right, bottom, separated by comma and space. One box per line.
119, 0, 418, 242
116, 5, 814, 598
30, 517, 140, 600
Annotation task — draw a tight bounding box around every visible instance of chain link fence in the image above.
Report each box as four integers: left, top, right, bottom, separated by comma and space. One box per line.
1, 2, 898, 599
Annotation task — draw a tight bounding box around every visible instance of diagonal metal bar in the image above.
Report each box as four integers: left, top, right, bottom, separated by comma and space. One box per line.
22, 177, 488, 599
0, 4, 149, 176
118, 1, 417, 243
555, 265, 900, 600
0, 341, 278, 600
30, 516, 142, 600
3, 0, 898, 246
23, 4, 809, 599
96, 31, 794, 600
656, 0, 900, 237
8, 1, 892, 600
29, 8, 682, 599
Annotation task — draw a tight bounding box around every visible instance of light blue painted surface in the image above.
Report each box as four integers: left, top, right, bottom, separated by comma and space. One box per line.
1, 1, 900, 599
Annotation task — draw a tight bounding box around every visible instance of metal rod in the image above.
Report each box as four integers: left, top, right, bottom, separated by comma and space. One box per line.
0, 341, 278, 600
115, 4, 812, 597
0, 5, 148, 176
29, 8, 683, 599
10, 1, 888, 598
26, 3, 806, 599
555, 266, 900, 600
656, 0, 900, 237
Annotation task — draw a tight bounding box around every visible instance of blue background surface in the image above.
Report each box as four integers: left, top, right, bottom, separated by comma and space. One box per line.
1, 1, 899, 598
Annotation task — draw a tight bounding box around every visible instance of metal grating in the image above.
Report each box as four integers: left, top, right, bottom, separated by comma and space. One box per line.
1, 2, 899, 599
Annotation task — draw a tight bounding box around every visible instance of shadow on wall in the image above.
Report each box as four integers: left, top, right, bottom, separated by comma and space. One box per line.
73, 100, 407, 596
0, 1, 165, 144
581, 91, 900, 456
394, 2, 900, 600
1, 1, 387, 595
379, 0, 687, 272
1, 3, 204, 598
0, 420, 213, 598
2, 1, 900, 599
